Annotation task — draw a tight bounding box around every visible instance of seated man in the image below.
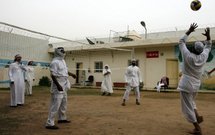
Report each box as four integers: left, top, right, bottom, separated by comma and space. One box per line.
85, 75, 94, 86
156, 76, 169, 92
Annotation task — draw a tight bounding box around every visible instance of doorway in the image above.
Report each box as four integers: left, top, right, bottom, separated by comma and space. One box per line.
76, 63, 83, 84
166, 59, 179, 88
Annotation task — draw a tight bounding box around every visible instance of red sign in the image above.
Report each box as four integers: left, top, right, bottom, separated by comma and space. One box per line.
146, 51, 159, 58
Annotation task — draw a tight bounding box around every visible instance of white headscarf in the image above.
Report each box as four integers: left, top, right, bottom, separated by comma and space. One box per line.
103, 64, 111, 73
54, 47, 65, 59
131, 59, 136, 62
194, 41, 204, 54
104, 64, 109, 69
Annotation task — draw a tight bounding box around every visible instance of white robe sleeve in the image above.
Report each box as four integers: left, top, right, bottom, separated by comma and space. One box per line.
107, 69, 111, 74
137, 68, 143, 83
203, 40, 212, 55
20, 64, 27, 71
50, 61, 58, 76
179, 34, 190, 58
124, 67, 129, 83
32, 68, 35, 80
8, 64, 14, 82
103, 69, 107, 75
24, 67, 28, 80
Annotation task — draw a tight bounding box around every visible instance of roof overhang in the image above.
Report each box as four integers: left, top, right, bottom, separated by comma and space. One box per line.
48, 34, 215, 53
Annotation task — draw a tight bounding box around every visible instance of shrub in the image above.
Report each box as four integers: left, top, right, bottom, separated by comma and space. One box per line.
39, 76, 51, 87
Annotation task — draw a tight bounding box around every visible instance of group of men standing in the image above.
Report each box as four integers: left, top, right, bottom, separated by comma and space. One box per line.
8, 47, 77, 129
44, 47, 143, 130
8, 54, 35, 107
7, 23, 212, 135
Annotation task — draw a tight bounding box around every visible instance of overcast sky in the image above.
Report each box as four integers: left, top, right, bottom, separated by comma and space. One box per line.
0, 0, 215, 40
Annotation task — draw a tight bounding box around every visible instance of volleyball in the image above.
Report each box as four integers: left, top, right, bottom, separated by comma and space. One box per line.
190, 0, 201, 11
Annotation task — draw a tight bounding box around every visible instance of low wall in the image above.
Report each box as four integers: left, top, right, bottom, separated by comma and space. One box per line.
96, 82, 126, 88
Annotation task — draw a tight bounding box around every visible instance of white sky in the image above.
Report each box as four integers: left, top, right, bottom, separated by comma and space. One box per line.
0, 0, 215, 40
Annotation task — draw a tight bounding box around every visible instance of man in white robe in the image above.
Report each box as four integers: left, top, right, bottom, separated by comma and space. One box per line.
101, 65, 113, 96
25, 61, 35, 96
121, 59, 143, 106
156, 76, 169, 92
177, 23, 212, 135
45, 47, 76, 130
8, 54, 26, 107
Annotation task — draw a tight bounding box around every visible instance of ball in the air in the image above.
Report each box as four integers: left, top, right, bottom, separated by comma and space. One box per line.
190, 0, 201, 11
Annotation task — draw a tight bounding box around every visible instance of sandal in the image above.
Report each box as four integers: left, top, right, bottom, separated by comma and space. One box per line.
188, 129, 202, 135
121, 102, 126, 106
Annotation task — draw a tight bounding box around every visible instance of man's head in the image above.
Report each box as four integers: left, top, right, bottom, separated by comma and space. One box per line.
28, 61, 33, 66
131, 59, 136, 66
193, 41, 204, 55
104, 65, 109, 70
14, 54, 22, 62
54, 47, 66, 58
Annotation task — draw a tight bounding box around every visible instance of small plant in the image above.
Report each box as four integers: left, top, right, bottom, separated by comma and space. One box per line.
39, 76, 51, 87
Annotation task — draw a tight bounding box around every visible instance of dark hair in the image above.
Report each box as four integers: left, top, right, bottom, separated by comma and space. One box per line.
192, 46, 202, 55
188, 46, 201, 55
57, 47, 64, 49
14, 57, 21, 62
28, 61, 33, 65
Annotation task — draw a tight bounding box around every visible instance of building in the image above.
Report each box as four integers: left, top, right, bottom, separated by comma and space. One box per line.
0, 23, 51, 88
49, 28, 215, 89
1, 22, 215, 89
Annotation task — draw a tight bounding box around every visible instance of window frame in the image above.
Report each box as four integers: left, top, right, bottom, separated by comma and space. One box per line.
94, 61, 103, 73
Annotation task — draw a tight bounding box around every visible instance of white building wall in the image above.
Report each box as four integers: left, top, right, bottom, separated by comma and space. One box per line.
143, 47, 176, 88
59, 37, 182, 89
110, 51, 132, 82
0, 31, 51, 88
0, 67, 51, 88
65, 50, 132, 85
0, 31, 50, 62
64, 46, 176, 88
65, 52, 90, 85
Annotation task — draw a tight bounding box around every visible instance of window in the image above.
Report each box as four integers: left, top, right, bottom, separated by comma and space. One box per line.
94, 61, 103, 73
128, 59, 139, 67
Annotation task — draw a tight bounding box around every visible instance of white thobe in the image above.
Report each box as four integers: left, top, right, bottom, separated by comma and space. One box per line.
25, 66, 35, 95
177, 34, 211, 123
8, 62, 26, 106
46, 57, 71, 126
101, 69, 113, 93
157, 82, 165, 92
123, 65, 142, 101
